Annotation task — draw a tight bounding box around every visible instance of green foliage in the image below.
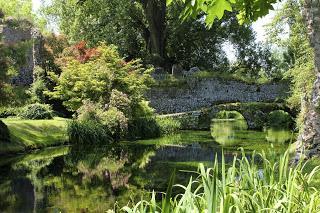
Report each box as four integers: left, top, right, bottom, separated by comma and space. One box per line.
0, 0, 33, 20
109, 89, 132, 116
48, 43, 153, 113
19, 103, 53, 120
43, 0, 263, 71
76, 100, 103, 123
0, 120, 10, 143
132, 100, 155, 118
122, 149, 320, 212
128, 117, 161, 140
215, 110, 244, 119
67, 120, 112, 146
266, 0, 314, 131
0, 106, 22, 118
169, 0, 278, 26
267, 110, 293, 129
156, 117, 181, 135
267, 0, 314, 111
28, 66, 49, 103
0, 39, 33, 105
100, 107, 128, 140
128, 116, 182, 140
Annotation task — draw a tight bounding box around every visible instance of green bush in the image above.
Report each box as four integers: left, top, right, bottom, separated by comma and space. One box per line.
19, 103, 53, 120
128, 117, 161, 140
128, 116, 181, 140
267, 110, 293, 128
48, 43, 153, 113
67, 120, 112, 145
77, 100, 103, 122
100, 107, 128, 140
215, 110, 245, 119
0, 120, 10, 143
156, 117, 181, 135
0, 107, 22, 118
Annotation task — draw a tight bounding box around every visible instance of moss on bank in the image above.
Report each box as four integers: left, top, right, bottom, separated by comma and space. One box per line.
0, 117, 68, 154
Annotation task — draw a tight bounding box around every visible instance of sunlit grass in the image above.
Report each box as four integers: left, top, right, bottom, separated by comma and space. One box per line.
1, 117, 68, 153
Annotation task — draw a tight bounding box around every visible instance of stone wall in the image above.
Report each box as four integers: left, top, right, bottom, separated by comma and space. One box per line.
147, 78, 289, 114
0, 20, 43, 85
159, 102, 293, 130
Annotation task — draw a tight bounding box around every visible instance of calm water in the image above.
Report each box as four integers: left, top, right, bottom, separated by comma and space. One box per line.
0, 119, 293, 212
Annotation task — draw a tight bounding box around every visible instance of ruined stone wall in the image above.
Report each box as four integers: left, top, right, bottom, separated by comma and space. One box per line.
159, 102, 292, 130
0, 20, 43, 85
147, 78, 289, 114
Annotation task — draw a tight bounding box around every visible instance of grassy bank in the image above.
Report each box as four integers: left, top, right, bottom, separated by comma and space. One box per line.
0, 117, 68, 154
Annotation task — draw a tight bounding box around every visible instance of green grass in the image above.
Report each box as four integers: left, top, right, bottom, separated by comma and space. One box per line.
0, 117, 68, 154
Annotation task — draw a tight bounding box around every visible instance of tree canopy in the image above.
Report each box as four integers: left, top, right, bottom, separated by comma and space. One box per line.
167, 0, 279, 26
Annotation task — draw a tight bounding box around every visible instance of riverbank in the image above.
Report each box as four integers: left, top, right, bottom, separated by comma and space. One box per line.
0, 117, 68, 154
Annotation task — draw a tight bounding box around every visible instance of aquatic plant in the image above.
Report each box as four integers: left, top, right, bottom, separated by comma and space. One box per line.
121, 150, 320, 212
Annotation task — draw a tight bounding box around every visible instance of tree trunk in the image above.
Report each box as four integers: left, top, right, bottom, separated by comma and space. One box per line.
296, 0, 320, 159
141, 0, 166, 66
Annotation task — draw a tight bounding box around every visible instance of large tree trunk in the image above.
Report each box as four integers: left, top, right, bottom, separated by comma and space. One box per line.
296, 0, 320, 159
141, 0, 166, 66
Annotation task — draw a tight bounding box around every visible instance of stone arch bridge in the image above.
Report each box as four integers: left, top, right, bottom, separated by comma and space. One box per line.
160, 102, 295, 130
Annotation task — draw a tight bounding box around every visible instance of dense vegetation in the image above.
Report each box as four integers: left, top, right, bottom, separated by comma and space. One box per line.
123, 150, 320, 212
1, 0, 320, 212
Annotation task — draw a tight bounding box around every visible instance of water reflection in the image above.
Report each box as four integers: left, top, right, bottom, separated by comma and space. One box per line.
0, 128, 292, 212
211, 119, 248, 146
265, 128, 293, 144
211, 119, 293, 147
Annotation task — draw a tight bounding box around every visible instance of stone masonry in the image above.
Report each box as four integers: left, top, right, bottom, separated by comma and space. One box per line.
147, 78, 289, 114
0, 19, 43, 85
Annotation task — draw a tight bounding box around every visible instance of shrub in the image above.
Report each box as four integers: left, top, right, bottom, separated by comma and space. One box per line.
28, 66, 49, 103
122, 150, 320, 212
127, 116, 181, 140
156, 117, 181, 135
0, 107, 22, 118
109, 89, 131, 115
127, 117, 160, 140
77, 100, 103, 122
19, 103, 53, 120
132, 100, 155, 118
267, 110, 293, 129
68, 120, 112, 145
48, 43, 153, 112
215, 110, 245, 119
100, 107, 128, 140
0, 120, 10, 143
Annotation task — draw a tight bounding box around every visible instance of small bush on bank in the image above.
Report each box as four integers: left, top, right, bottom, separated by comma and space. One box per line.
19, 103, 53, 120
156, 117, 181, 135
128, 116, 182, 140
0, 120, 10, 143
0, 107, 22, 118
77, 100, 103, 122
100, 107, 128, 140
267, 110, 293, 128
67, 120, 112, 145
128, 117, 160, 140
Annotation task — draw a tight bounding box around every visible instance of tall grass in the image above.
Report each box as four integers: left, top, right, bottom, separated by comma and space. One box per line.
68, 120, 113, 145
121, 150, 320, 212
